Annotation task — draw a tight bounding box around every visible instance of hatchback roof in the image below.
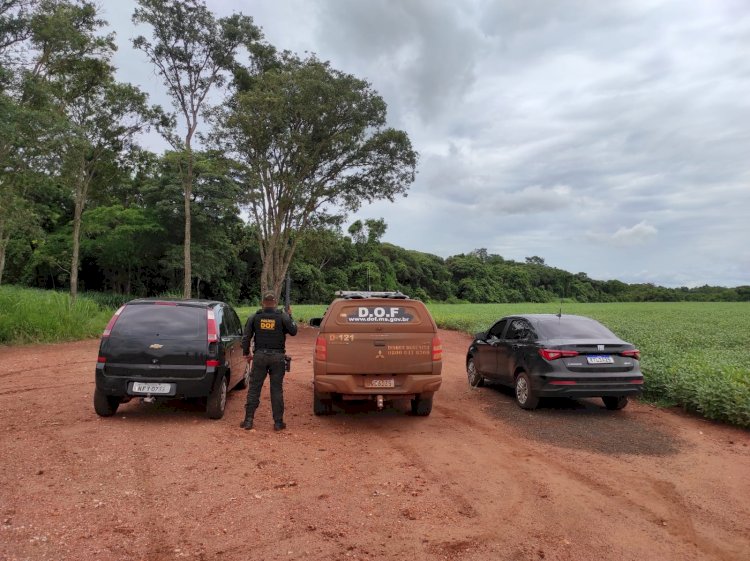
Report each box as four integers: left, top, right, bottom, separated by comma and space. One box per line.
126, 298, 223, 308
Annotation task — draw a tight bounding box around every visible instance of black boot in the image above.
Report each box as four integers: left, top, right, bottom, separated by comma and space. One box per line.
273, 421, 286, 431
240, 418, 254, 430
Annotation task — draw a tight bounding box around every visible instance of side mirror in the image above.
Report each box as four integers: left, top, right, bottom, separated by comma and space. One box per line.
309, 317, 322, 328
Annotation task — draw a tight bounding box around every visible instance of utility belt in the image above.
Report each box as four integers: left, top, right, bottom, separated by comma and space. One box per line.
254, 349, 292, 371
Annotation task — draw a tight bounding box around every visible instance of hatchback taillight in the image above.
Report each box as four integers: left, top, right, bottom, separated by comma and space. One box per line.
207, 309, 218, 343
539, 349, 579, 361
620, 349, 641, 360
102, 305, 126, 337
432, 335, 442, 361
315, 335, 327, 361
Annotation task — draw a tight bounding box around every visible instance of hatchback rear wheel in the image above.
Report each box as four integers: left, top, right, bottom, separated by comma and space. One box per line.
206, 376, 228, 419
93, 388, 120, 417
602, 396, 629, 410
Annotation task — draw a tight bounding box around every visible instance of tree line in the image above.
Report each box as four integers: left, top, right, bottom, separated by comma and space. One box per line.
2, 1, 746, 305
1, 0, 415, 301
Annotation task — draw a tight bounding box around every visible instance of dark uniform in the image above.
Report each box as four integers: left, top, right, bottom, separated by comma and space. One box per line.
240, 292, 297, 431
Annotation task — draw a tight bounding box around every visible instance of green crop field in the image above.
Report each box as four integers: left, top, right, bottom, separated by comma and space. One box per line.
287, 301, 750, 428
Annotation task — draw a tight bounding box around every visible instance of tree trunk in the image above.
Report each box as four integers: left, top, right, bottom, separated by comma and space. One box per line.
0, 218, 8, 286
0, 232, 8, 286
70, 190, 85, 304
182, 148, 193, 299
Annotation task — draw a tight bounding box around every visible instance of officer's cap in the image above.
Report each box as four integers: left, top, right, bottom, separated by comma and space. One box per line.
262, 291, 277, 304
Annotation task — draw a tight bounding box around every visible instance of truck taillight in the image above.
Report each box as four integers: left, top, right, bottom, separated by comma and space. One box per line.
102, 305, 126, 337
315, 335, 327, 361
432, 335, 442, 361
207, 309, 218, 343
539, 349, 579, 361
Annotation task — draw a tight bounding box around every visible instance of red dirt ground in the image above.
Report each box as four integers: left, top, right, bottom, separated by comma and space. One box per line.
1, 326, 748, 561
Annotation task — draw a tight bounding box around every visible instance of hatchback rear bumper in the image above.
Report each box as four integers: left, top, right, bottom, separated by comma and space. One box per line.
95, 364, 220, 399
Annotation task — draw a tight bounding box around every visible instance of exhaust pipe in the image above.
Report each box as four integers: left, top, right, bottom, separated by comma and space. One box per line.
376, 395, 384, 410
140, 396, 156, 404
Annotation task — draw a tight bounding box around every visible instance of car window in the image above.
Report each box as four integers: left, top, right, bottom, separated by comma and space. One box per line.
488, 319, 507, 338
215, 306, 227, 337
506, 319, 533, 340
537, 317, 617, 339
111, 305, 206, 339
225, 307, 242, 336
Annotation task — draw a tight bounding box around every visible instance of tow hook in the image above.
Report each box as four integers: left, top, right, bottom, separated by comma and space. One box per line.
140, 396, 156, 404
376, 395, 384, 410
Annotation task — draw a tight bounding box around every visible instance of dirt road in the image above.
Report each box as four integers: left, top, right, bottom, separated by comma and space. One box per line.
1, 327, 748, 561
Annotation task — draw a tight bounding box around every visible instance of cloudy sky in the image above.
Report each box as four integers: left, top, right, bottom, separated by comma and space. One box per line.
103, 0, 750, 288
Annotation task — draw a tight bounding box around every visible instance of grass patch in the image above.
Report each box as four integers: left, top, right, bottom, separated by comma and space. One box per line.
0, 285, 113, 345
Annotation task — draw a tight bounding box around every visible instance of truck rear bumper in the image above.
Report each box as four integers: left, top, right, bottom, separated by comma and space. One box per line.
313, 374, 442, 398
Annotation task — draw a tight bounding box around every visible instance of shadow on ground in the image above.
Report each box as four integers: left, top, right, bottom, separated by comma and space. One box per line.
475, 382, 683, 456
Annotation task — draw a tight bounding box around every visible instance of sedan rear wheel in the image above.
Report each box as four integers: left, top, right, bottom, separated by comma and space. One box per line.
467, 357, 484, 388
514, 372, 539, 410
602, 396, 629, 410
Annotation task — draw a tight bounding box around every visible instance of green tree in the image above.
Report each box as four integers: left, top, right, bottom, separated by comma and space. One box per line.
214, 53, 417, 296
132, 0, 263, 298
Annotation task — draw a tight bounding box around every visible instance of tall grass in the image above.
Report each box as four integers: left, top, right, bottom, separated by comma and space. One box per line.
0, 286, 113, 344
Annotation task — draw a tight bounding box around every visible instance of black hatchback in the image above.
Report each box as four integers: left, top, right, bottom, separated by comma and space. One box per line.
466, 314, 643, 410
94, 299, 249, 419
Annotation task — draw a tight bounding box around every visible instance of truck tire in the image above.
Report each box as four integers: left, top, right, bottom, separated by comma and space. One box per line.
206, 376, 227, 419
313, 393, 333, 416
94, 388, 120, 417
411, 395, 433, 416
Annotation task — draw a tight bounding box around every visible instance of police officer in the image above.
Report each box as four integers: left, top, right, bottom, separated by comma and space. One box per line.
240, 291, 297, 431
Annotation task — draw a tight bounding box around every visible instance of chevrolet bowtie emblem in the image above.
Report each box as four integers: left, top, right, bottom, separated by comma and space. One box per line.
149, 344, 164, 349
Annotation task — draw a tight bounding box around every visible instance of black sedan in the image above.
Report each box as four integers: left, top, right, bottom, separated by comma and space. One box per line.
466, 314, 643, 410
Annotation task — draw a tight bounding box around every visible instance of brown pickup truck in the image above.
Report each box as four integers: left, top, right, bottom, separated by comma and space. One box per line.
310, 291, 442, 416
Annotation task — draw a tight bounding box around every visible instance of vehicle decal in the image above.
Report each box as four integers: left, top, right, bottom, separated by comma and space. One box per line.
345, 306, 414, 323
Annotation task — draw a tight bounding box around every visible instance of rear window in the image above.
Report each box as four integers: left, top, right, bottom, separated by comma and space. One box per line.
111, 304, 207, 339
330, 302, 428, 326
536, 317, 617, 339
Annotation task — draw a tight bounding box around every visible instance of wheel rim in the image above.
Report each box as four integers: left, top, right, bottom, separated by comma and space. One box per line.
467, 360, 479, 387
219, 379, 227, 411
516, 376, 528, 404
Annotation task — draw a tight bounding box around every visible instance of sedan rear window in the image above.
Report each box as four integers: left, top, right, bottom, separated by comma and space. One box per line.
537, 317, 617, 339
111, 304, 207, 339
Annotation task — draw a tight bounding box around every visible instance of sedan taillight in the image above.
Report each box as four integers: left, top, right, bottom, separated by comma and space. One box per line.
620, 349, 641, 360
538, 349, 579, 361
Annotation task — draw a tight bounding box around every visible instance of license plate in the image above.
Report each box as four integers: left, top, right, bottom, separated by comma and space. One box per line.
365, 378, 395, 388
586, 355, 614, 364
131, 382, 172, 394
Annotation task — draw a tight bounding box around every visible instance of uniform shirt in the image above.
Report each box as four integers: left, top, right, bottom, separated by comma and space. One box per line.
242, 307, 297, 355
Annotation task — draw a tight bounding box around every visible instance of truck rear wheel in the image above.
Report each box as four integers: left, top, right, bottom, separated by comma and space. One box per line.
313, 393, 333, 416
411, 395, 433, 416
